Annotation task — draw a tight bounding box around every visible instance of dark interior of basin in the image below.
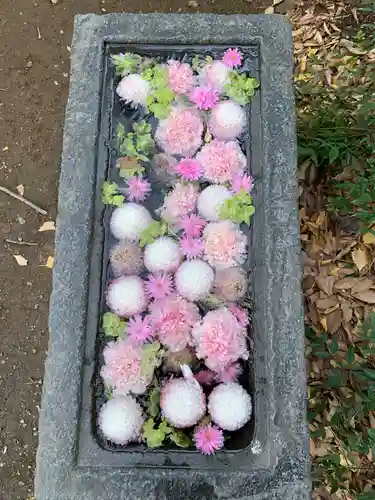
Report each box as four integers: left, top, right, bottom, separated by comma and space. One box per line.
93, 43, 259, 454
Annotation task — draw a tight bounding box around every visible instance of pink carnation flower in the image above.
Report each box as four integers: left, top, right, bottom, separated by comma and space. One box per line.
155, 107, 203, 157
228, 304, 249, 327
217, 362, 243, 383
100, 338, 152, 395
127, 315, 155, 344
191, 307, 248, 372
149, 294, 200, 352
179, 214, 206, 238
189, 86, 220, 110
175, 158, 202, 181
195, 140, 246, 184
200, 61, 230, 91
222, 48, 243, 68
126, 176, 151, 202
231, 172, 254, 194
194, 425, 224, 455
180, 236, 204, 259
161, 182, 199, 225
167, 60, 194, 94
203, 221, 247, 269
145, 273, 174, 300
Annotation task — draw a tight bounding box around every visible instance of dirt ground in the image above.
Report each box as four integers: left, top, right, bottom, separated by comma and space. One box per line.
0, 0, 283, 498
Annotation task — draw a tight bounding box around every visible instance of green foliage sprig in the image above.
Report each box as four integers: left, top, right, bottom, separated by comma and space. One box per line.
220, 189, 255, 224
101, 181, 125, 207
139, 220, 169, 247
116, 121, 155, 162
102, 312, 126, 338
225, 71, 259, 105
140, 342, 165, 378
142, 64, 175, 119
142, 417, 193, 448
116, 156, 145, 179
111, 53, 142, 76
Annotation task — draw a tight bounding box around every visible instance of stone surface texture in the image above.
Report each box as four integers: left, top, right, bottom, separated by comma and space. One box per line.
35, 13, 310, 500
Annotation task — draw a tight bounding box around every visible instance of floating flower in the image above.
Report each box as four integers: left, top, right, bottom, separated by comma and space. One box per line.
179, 236, 204, 260
116, 74, 150, 107
101, 338, 152, 395
203, 221, 247, 269
228, 304, 249, 327
199, 60, 230, 91
110, 203, 153, 242
127, 315, 155, 344
179, 214, 206, 238
175, 259, 214, 302
213, 267, 248, 302
175, 158, 202, 181
217, 362, 242, 383
191, 307, 248, 372
109, 241, 143, 277
145, 272, 174, 300
144, 236, 181, 274
194, 425, 224, 455
155, 107, 203, 157
149, 293, 200, 352
151, 153, 178, 185
222, 48, 243, 68
163, 347, 196, 374
194, 369, 216, 386
209, 101, 246, 141
196, 140, 246, 184
208, 382, 252, 431
126, 176, 151, 202
160, 378, 206, 428
160, 182, 199, 225
99, 396, 144, 445
106, 276, 148, 317
167, 60, 194, 94
189, 86, 220, 110
197, 185, 232, 221
231, 172, 254, 194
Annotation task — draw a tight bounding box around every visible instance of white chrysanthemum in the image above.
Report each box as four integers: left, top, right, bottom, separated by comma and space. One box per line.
110, 203, 153, 242
160, 378, 206, 428
200, 61, 230, 91
197, 185, 232, 222
116, 74, 150, 106
144, 236, 181, 273
106, 276, 148, 317
175, 260, 214, 302
208, 383, 252, 431
209, 101, 246, 140
99, 396, 144, 445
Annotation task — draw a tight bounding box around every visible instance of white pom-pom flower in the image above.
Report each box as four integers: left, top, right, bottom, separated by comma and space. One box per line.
200, 61, 230, 91
106, 276, 148, 317
209, 101, 246, 141
197, 185, 232, 222
160, 378, 206, 428
110, 203, 153, 242
144, 236, 181, 273
208, 382, 252, 431
99, 396, 144, 445
175, 259, 214, 301
116, 74, 150, 107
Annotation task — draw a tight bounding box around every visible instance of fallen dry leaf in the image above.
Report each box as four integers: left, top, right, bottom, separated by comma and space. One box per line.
13, 254, 28, 266
316, 276, 335, 296
16, 184, 24, 196
334, 277, 357, 290
46, 256, 54, 268
351, 248, 368, 272
341, 303, 352, 324
316, 297, 338, 310
320, 316, 327, 330
264, 6, 274, 14
363, 232, 375, 245
353, 290, 375, 304
38, 220, 56, 232
351, 278, 373, 295
326, 308, 343, 333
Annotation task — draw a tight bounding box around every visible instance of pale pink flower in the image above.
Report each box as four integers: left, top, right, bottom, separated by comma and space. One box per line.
194, 425, 224, 455
149, 294, 200, 352
213, 267, 248, 302
203, 221, 247, 269
127, 315, 155, 344
155, 107, 203, 157
152, 153, 178, 185
195, 140, 246, 184
100, 338, 152, 395
217, 362, 243, 383
222, 48, 243, 68
200, 61, 230, 91
194, 369, 216, 386
189, 86, 219, 110
179, 214, 206, 238
179, 236, 204, 259
126, 176, 151, 202
167, 60, 194, 94
228, 304, 249, 327
231, 172, 254, 194
161, 182, 199, 225
191, 307, 248, 372
145, 273, 174, 300
175, 158, 202, 181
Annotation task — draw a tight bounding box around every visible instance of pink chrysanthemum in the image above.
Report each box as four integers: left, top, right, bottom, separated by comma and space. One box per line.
203, 221, 247, 269
167, 60, 194, 94
161, 182, 199, 225
149, 294, 200, 352
222, 48, 243, 68
231, 172, 254, 194
179, 214, 206, 238
127, 315, 155, 344
217, 362, 243, 383
228, 304, 249, 327
100, 338, 152, 395
194, 369, 216, 386
194, 425, 224, 455
179, 237, 204, 260
126, 176, 151, 202
195, 140, 246, 184
191, 307, 248, 372
175, 158, 202, 181
155, 107, 203, 157
189, 86, 220, 110
145, 273, 174, 300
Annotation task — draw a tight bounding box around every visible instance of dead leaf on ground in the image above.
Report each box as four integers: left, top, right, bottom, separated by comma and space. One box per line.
334, 277, 357, 290
353, 290, 375, 304
351, 278, 373, 295
316, 297, 338, 310
316, 276, 335, 296
16, 184, 24, 196
341, 303, 352, 324
326, 308, 343, 333
13, 254, 28, 266
38, 220, 56, 232
363, 232, 375, 245
45, 256, 54, 268
351, 248, 368, 272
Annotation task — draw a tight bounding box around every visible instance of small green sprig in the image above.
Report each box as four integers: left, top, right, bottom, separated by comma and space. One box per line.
225, 71, 260, 105
140, 342, 165, 378
116, 122, 155, 162
116, 156, 145, 179
101, 181, 125, 207
147, 388, 161, 418
139, 220, 169, 247
102, 312, 126, 338
142, 418, 171, 448
169, 428, 193, 448
142, 64, 175, 119
111, 53, 142, 76
220, 189, 255, 224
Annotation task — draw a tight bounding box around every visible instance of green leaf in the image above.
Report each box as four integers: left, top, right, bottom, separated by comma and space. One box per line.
104, 386, 113, 400
140, 342, 165, 378
220, 189, 255, 224
111, 53, 142, 76
346, 344, 355, 365
142, 419, 166, 448
192, 55, 200, 72
327, 368, 343, 388
148, 389, 160, 418
361, 369, 375, 382
330, 336, 339, 355
169, 428, 193, 448
368, 428, 375, 444
102, 312, 126, 338
101, 182, 125, 207
139, 221, 168, 247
